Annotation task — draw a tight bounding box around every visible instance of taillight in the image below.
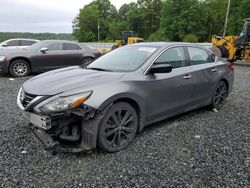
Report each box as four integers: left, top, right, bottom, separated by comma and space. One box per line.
228, 63, 235, 71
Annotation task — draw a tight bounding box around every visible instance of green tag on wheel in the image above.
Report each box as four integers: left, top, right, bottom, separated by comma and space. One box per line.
213, 108, 219, 113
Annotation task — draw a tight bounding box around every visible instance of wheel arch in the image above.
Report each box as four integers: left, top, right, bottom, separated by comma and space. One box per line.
9, 57, 31, 71
82, 56, 94, 61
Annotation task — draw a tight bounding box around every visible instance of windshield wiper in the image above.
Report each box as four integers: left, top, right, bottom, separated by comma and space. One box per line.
86, 67, 112, 72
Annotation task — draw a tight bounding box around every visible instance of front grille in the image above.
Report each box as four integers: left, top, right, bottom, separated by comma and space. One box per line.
22, 92, 37, 108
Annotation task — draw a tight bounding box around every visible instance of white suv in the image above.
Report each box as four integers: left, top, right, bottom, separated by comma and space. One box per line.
0, 38, 40, 50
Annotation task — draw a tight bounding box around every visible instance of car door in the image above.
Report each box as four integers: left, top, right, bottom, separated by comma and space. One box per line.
145, 46, 194, 121
186, 46, 221, 105
31, 42, 64, 72
61, 43, 84, 66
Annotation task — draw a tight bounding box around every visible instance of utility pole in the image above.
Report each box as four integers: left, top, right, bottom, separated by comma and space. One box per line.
98, 20, 100, 42
223, 0, 231, 37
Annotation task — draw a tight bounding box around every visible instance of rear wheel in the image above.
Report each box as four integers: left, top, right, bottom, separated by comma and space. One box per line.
9, 59, 30, 77
81, 57, 94, 67
211, 81, 228, 110
98, 102, 138, 153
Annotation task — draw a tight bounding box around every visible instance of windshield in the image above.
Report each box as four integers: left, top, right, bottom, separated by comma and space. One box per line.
87, 46, 158, 72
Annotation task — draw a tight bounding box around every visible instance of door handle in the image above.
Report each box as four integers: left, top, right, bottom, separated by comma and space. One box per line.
211, 68, 217, 72
184, 75, 192, 79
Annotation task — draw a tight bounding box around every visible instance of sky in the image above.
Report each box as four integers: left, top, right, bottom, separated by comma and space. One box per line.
0, 0, 136, 33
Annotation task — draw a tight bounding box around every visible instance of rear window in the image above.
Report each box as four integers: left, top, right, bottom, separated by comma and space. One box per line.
20, 40, 37, 46
187, 47, 210, 65
63, 43, 82, 50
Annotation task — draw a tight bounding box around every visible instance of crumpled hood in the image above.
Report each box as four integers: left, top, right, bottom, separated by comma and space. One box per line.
22, 66, 125, 96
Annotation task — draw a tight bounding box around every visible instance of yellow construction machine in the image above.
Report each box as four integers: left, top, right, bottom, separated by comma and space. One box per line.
112, 31, 144, 50
211, 18, 250, 62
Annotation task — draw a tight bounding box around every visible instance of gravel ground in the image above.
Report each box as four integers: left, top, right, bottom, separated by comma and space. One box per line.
0, 66, 249, 187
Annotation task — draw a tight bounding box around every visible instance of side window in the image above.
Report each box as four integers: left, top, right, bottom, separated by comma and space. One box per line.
155, 47, 186, 69
20, 40, 37, 46
47, 43, 63, 51
6, 40, 20, 46
188, 47, 210, 65
63, 43, 82, 50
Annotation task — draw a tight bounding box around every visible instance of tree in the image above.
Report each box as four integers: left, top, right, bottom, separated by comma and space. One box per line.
72, 0, 248, 42
227, 0, 250, 35
73, 3, 99, 42
137, 0, 163, 38
202, 0, 227, 41
183, 34, 198, 42
73, 0, 117, 42
160, 0, 206, 42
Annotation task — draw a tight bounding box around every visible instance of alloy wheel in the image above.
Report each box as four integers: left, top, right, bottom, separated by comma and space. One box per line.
103, 109, 135, 147
13, 62, 28, 76
213, 82, 227, 110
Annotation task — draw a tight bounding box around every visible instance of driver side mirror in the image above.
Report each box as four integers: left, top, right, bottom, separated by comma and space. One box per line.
40, 47, 48, 53
2, 43, 8, 47
150, 64, 172, 74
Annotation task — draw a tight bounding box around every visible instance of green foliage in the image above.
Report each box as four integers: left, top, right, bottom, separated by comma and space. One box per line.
201, 0, 227, 41
0, 32, 74, 42
160, 0, 206, 42
72, 0, 249, 42
183, 34, 199, 43
137, 0, 163, 38
147, 29, 169, 41
73, 0, 118, 42
227, 0, 250, 35
73, 3, 100, 42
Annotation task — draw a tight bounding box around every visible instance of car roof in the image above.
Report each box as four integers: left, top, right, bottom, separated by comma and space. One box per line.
4, 38, 40, 41
42, 40, 78, 43
130, 42, 203, 48
130, 42, 210, 52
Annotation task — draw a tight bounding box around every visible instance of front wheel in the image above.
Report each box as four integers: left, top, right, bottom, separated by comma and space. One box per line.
9, 59, 30, 77
211, 81, 228, 110
98, 102, 138, 153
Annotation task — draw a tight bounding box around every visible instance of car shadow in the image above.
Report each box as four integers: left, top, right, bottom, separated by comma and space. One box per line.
54, 106, 211, 158
0, 73, 12, 78
0, 72, 39, 78
139, 106, 209, 134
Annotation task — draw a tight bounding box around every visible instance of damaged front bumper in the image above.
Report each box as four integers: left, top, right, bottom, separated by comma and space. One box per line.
17, 87, 111, 153
23, 104, 106, 153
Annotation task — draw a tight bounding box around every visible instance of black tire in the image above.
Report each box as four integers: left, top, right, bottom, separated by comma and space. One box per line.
111, 45, 118, 50
211, 81, 228, 110
81, 57, 94, 67
98, 102, 138, 153
9, 59, 30, 77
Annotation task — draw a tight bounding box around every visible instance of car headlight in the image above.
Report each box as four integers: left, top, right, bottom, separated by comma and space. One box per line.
38, 91, 92, 113
0, 56, 5, 62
